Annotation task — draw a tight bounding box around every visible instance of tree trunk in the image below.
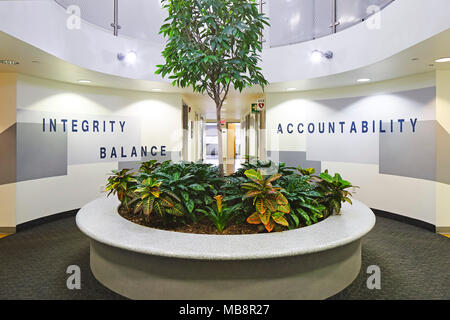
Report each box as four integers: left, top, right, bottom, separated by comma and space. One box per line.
216, 106, 224, 177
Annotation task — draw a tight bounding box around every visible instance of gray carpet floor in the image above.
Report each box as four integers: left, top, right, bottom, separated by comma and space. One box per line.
0, 215, 448, 300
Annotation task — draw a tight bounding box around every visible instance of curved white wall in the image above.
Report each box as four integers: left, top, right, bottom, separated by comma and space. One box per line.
0, 0, 165, 81
0, 0, 449, 84
4, 74, 183, 225
265, 73, 447, 227
1, 73, 448, 230
1, 2, 449, 230
261, 0, 450, 82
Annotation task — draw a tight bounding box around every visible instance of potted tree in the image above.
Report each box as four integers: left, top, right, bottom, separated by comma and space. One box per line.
156, 0, 269, 177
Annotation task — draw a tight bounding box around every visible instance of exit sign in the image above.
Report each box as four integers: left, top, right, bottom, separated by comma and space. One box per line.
257, 99, 265, 111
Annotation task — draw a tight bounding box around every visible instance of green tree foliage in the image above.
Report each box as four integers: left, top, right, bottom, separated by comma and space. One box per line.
156, 0, 269, 176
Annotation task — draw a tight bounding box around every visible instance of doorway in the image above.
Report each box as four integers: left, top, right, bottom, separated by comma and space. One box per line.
239, 105, 266, 166
182, 102, 206, 163
226, 122, 243, 174
205, 122, 219, 166
203, 121, 243, 175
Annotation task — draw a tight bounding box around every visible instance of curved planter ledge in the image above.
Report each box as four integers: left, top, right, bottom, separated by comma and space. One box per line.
76, 196, 375, 300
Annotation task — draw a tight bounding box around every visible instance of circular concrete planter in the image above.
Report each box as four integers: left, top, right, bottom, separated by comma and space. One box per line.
76, 196, 375, 300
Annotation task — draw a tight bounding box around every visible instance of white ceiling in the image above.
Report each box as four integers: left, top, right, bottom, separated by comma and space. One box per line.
0, 29, 449, 120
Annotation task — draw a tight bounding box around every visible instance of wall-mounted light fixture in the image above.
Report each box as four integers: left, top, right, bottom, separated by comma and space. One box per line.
117, 51, 137, 65
311, 50, 333, 63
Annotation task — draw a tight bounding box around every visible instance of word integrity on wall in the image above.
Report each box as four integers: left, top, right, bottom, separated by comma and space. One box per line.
42, 118, 127, 133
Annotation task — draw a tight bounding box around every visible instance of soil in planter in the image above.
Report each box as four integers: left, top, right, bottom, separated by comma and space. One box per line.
118, 207, 278, 235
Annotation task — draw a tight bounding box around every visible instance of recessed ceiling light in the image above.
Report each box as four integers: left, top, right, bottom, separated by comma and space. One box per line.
0, 59, 19, 65
357, 78, 371, 83
435, 57, 450, 63
286, 87, 297, 91
77, 79, 91, 84
151, 88, 162, 92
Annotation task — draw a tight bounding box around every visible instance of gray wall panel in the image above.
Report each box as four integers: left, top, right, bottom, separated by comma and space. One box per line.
267, 151, 321, 173
16, 123, 68, 182
0, 124, 17, 185
118, 151, 182, 171
379, 120, 436, 182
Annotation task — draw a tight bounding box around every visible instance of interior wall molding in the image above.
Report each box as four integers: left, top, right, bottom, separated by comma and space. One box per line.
372, 208, 436, 233
0, 227, 16, 234
436, 227, 450, 234
16, 209, 79, 232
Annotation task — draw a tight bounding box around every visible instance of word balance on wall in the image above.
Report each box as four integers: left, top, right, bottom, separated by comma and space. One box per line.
99, 145, 167, 160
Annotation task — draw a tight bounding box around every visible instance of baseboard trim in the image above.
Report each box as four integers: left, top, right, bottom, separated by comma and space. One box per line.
16, 209, 80, 232
371, 208, 436, 233
10, 208, 446, 234
0, 227, 16, 234
436, 227, 450, 234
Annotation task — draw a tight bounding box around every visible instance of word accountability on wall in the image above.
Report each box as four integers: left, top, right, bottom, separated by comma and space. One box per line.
277, 118, 419, 135
42, 118, 127, 133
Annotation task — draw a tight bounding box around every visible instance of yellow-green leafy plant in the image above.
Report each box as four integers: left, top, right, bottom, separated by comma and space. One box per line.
105, 169, 138, 209
131, 177, 185, 220
314, 170, 357, 216
197, 195, 238, 233
139, 160, 162, 174
242, 169, 291, 232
